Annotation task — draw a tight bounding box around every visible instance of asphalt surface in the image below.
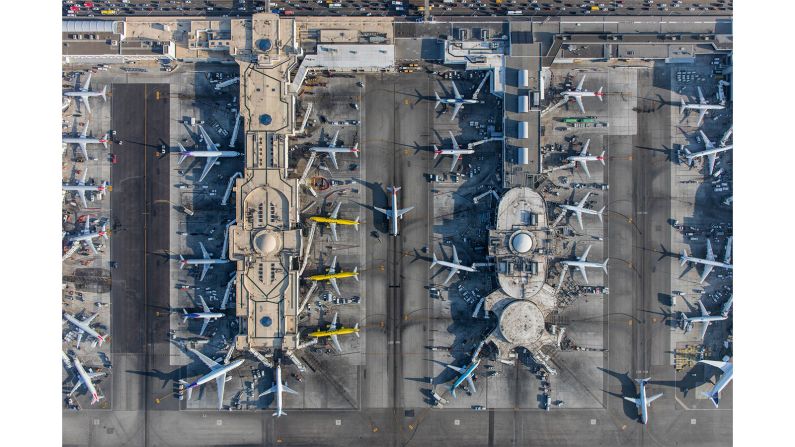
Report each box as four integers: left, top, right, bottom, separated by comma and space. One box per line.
107, 83, 172, 437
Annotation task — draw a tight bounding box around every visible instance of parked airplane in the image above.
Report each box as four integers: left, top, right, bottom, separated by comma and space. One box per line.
679, 237, 732, 283
307, 312, 360, 352
435, 80, 479, 120
63, 312, 106, 349
65, 218, 108, 255
374, 186, 414, 236
565, 139, 605, 178
698, 357, 733, 408
683, 130, 733, 175
445, 357, 481, 398
307, 256, 358, 296
177, 125, 242, 182
309, 130, 359, 169
68, 357, 105, 405
430, 245, 477, 285
179, 348, 245, 410
679, 86, 725, 127
63, 170, 109, 208
63, 120, 109, 161
562, 75, 603, 114
259, 364, 299, 417
624, 378, 663, 425
433, 131, 474, 172
179, 242, 231, 282
63, 73, 107, 114
183, 296, 224, 337
680, 299, 728, 340
309, 202, 360, 242
557, 244, 608, 290
558, 191, 605, 230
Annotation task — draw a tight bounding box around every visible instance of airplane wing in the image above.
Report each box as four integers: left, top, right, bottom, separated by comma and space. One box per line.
331, 130, 340, 148
82, 97, 92, 115
556, 267, 568, 290
700, 359, 731, 372
706, 239, 715, 261
70, 381, 83, 396
198, 125, 218, 151
623, 396, 642, 407
443, 267, 458, 285
79, 142, 89, 160
198, 157, 218, 183
577, 191, 592, 208
449, 131, 459, 151
87, 371, 105, 380
215, 373, 226, 409
699, 321, 710, 340
373, 206, 390, 217
84, 313, 100, 325
330, 334, 342, 352
328, 256, 337, 274
698, 300, 709, 317
699, 264, 714, 284
450, 102, 463, 120
574, 210, 584, 230
200, 242, 210, 259
723, 237, 732, 264
75, 331, 84, 349
189, 348, 221, 370
579, 160, 591, 178
696, 109, 707, 127
452, 245, 460, 264
330, 202, 341, 219
395, 206, 414, 219
697, 86, 706, 104
328, 151, 339, 170
446, 364, 465, 374
330, 312, 338, 331
199, 319, 210, 337
700, 130, 714, 149
82, 73, 92, 92
329, 277, 341, 296
200, 296, 210, 313
200, 264, 211, 282
575, 96, 585, 114
330, 223, 338, 242
85, 239, 98, 254
576, 75, 586, 92
578, 265, 589, 284
449, 155, 460, 173
283, 384, 299, 395
580, 139, 590, 156
706, 153, 717, 175
579, 245, 592, 262
451, 81, 461, 99
78, 191, 88, 208
466, 375, 477, 394
81, 122, 89, 138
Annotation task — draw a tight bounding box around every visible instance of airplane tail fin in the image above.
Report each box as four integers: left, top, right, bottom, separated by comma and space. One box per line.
599, 151, 606, 165
101, 85, 107, 102
177, 143, 189, 165
679, 249, 689, 266
701, 391, 720, 408
353, 216, 360, 231
352, 142, 359, 157
100, 224, 109, 239
273, 409, 286, 417
679, 97, 686, 113
179, 255, 186, 269
596, 87, 603, 101
431, 252, 438, 269
597, 206, 605, 223
354, 323, 360, 337
635, 377, 651, 385
434, 92, 441, 108
179, 380, 193, 400
102, 134, 109, 149
353, 266, 359, 281
182, 308, 188, 322
450, 386, 457, 398
433, 145, 440, 159
602, 258, 609, 274
388, 185, 401, 194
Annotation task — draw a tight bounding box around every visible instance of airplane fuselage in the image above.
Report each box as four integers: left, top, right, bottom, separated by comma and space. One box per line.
273, 366, 286, 416
309, 146, 358, 154
308, 271, 357, 282
435, 149, 474, 157
308, 326, 359, 338
74, 359, 100, 404
64, 91, 103, 99
182, 258, 230, 266
309, 216, 358, 226
638, 383, 650, 424
184, 311, 225, 320
63, 136, 107, 145
187, 358, 244, 390
559, 204, 599, 216
682, 256, 732, 270
566, 154, 603, 163
451, 360, 480, 394
63, 184, 106, 193
563, 90, 600, 99
434, 259, 477, 273
561, 260, 603, 270
438, 98, 478, 105
686, 315, 727, 324
183, 150, 241, 158
388, 191, 401, 236
682, 103, 724, 111
685, 145, 733, 161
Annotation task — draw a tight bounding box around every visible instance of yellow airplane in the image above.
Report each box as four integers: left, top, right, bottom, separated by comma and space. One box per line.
308, 202, 360, 241
308, 312, 359, 352
307, 256, 358, 295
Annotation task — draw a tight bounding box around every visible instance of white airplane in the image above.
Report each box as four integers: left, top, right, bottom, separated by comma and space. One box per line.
565, 139, 605, 178
63, 120, 109, 161
698, 357, 733, 408
259, 364, 299, 417
68, 357, 105, 405
433, 131, 474, 172
557, 244, 608, 290
683, 130, 733, 175
63, 312, 107, 349
177, 125, 242, 182
63, 73, 107, 114
680, 237, 733, 284
430, 245, 477, 285
680, 86, 725, 127
562, 75, 604, 114
179, 242, 231, 282
623, 378, 662, 425
558, 191, 605, 230
182, 296, 224, 337
63, 170, 109, 208
374, 186, 414, 236
66, 218, 108, 255
435, 81, 479, 120
179, 348, 245, 410
681, 299, 728, 340
309, 130, 359, 170
445, 357, 481, 398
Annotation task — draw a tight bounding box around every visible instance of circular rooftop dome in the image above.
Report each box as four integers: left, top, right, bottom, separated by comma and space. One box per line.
253, 230, 281, 256
498, 300, 545, 345
510, 231, 533, 254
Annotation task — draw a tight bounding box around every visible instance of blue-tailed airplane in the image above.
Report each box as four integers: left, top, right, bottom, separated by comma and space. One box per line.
699, 357, 733, 408
445, 358, 481, 398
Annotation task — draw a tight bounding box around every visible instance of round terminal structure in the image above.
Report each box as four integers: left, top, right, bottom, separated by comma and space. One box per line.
497, 299, 545, 345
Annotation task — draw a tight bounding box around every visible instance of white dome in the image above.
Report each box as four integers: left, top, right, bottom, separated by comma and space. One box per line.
512, 233, 533, 253
254, 231, 281, 255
